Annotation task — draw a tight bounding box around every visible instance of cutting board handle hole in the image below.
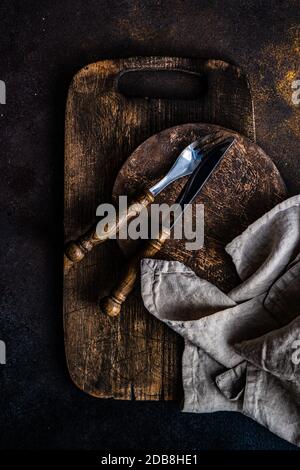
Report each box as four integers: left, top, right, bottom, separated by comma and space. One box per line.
117, 69, 207, 100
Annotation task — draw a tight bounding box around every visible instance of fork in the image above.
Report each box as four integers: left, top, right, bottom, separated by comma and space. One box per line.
64, 131, 223, 274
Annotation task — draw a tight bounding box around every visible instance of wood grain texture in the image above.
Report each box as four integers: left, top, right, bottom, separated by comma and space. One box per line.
64, 189, 154, 274
64, 56, 280, 400
100, 226, 171, 317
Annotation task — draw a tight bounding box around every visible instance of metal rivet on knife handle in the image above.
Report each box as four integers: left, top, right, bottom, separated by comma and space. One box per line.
64, 189, 155, 275
99, 226, 171, 317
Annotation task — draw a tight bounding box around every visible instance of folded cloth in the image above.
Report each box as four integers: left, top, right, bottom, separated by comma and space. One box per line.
141, 194, 300, 446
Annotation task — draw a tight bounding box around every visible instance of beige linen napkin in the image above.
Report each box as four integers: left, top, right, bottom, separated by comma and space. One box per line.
141, 195, 300, 446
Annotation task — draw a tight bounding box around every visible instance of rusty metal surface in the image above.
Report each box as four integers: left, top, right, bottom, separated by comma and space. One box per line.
1, 0, 299, 449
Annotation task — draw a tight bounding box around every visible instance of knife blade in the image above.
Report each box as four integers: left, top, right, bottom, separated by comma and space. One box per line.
171, 136, 235, 227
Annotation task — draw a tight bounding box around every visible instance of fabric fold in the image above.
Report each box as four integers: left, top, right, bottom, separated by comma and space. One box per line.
234, 315, 300, 383
140, 194, 300, 447
227, 195, 300, 303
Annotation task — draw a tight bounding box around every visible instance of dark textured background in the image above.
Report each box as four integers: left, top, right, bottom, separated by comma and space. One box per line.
0, 0, 299, 450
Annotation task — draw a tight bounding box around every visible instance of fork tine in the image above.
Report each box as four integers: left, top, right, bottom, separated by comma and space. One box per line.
190, 131, 219, 149
194, 132, 231, 154
193, 131, 224, 150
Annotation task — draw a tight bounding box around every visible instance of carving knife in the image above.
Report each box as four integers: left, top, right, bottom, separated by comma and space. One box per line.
100, 136, 235, 316
64, 131, 223, 273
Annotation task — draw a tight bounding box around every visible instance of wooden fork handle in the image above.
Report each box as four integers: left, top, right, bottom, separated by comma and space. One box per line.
99, 227, 170, 317
64, 189, 154, 275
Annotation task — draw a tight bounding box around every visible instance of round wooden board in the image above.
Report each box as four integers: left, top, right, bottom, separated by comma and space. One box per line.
113, 123, 287, 291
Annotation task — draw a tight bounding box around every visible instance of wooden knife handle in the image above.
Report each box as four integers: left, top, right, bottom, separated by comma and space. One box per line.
64, 189, 154, 275
99, 226, 170, 317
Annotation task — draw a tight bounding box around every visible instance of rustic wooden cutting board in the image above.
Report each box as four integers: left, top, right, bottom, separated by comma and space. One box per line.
64, 56, 283, 400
